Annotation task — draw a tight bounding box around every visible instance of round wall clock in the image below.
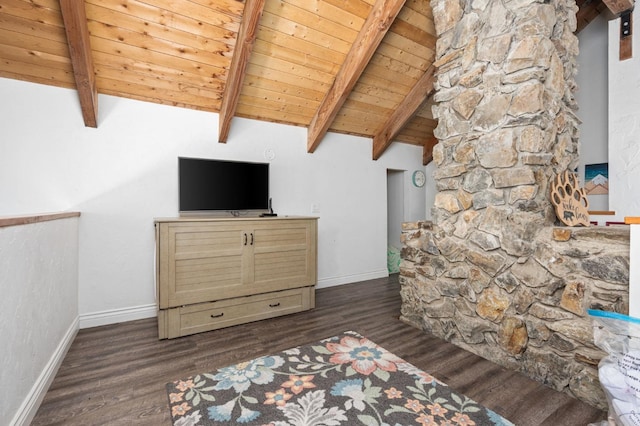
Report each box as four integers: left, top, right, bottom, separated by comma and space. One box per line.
412, 170, 426, 187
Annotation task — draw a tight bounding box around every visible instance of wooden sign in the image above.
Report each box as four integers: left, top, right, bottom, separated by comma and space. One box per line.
601, 0, 634, 61
551, 171, 590, 226
620, 10, 633, 61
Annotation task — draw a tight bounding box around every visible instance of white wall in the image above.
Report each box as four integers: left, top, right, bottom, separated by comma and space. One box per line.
575, 14, 609, 212
608, 8, 640, 317
608, 9, 640, 220
0, 217, 79, 425
387, 170, 404, 249
0, 77, 426, 325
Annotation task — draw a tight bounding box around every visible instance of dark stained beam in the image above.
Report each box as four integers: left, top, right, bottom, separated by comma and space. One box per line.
307, 0, 407, 153
423, 136, 438, 165
620, 10, 633, 60
218, 0, 265, 143
372, 65, 436, 160
60, 0, 98, 128
601, 0, 634, 15
575, 0, 607, 33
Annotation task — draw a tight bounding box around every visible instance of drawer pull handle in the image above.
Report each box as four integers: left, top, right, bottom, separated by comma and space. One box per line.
210, 313, 224, 318
243, 233, 248, 245
250, 233, 254, 245
269, 303, 281, 308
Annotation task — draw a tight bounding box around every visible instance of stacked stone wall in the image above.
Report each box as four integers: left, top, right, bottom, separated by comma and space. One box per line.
398, 0, 631, 409
400, 222, 629, 408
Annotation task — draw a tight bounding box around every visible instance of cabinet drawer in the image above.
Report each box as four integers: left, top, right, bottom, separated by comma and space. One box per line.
158, 287, 315, 339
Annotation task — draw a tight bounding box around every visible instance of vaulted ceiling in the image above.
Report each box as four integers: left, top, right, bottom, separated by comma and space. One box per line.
0, 0, 612, 163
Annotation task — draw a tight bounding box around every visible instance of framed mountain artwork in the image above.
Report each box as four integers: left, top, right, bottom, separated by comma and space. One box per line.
585, 163, 609, 195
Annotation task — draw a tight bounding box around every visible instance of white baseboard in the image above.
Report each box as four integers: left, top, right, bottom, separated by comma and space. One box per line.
77, 271, 390, 329
10, 317, 79, 426
79, 303, 157, 329
317, 269, 389, 289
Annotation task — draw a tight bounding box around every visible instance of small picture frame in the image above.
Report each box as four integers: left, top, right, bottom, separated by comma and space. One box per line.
584, 163, 609, 195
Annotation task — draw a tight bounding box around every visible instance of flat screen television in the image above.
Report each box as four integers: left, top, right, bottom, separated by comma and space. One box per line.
179, 157, 269, 214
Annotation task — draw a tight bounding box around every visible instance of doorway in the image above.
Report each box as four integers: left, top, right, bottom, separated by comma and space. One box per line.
387, 169, 404, 274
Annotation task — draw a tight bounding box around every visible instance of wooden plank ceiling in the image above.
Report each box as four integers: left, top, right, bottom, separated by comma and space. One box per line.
0, 0, 609, 163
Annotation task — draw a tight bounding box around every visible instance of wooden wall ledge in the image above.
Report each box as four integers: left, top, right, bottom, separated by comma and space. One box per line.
625, 217, 640, 224
0, 212, 81, 229
588, 210, 616, 215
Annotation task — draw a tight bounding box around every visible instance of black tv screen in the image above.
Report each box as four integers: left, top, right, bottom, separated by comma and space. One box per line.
179, 157, 269, 213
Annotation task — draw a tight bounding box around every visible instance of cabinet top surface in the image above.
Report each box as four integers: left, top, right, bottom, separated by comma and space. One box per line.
154, 215, 318, 223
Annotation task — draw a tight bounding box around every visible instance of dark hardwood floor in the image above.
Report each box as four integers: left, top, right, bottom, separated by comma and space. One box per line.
32, 275, 607, 425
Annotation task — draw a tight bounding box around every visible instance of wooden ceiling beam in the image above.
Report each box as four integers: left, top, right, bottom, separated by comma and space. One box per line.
218, 0, 265, 143
60, 0, 98, 128
575, 0, 607, 33
601, 0, 634, 15
306, 0, 407, 153
423, 136, 438, 165
372, 65, 435, 160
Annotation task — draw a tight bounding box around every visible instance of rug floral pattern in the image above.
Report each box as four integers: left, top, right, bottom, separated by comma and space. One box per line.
166, 331, 514, 426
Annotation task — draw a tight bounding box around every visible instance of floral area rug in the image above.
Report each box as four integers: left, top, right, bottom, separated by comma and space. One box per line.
166, 331, 514, 426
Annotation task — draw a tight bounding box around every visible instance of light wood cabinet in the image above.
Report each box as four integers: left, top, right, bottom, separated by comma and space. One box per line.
155, 217, 317, 339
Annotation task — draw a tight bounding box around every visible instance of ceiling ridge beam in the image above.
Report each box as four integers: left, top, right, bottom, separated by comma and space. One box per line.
372, 65, 436, 160
306, 0, 407, 153
60, 0, 98, 128
218, 0, 266, 143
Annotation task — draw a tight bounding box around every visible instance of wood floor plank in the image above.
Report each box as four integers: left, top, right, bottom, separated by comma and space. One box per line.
32, 275, 607, 425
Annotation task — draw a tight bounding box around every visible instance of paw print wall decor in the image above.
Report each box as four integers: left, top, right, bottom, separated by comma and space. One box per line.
550, 170, 590, 226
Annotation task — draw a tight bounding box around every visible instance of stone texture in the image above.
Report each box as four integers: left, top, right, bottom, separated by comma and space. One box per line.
466, 248, 506, 276
399, 0, 625, 410
453, 89, 483, 119
511, 258, 554, 288
569, 368, 606, 409
560, 280, 585, 316
508, 185, 538, 204
518, 126, 550, 153
553, 228, 572, 241
473, 94, 511, 131
435, 192, 462, 214
529, 302, 575, 321
453, 210, 480, 238
521, 348, 573, 392
476, 287, 510, 322
453, 141, 476, 164
509, 82, 544, 116
495, 270, 520, 293
462, 168, 493, 193
432, 0, 464, 35
477, 34, 512, 63
469, 230, 501, 251
546, 319, 595, 346
491, 167, 536, 188
455, 311, 495, 344
581, 255, 629, 284
459, 65, 485, 87
498, 316, 528, 355
473, 188, 505, 209
476, 129, 518, 168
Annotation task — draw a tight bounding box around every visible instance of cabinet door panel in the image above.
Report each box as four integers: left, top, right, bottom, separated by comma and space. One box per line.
252, 221, 316, 289
161, 223, 248, 308
174, 256, 242, 288
157, 218, 317, 310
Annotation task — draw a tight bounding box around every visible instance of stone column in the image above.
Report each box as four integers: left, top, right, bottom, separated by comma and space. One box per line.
430, 0, 580, 230
399, 0, 616, 408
